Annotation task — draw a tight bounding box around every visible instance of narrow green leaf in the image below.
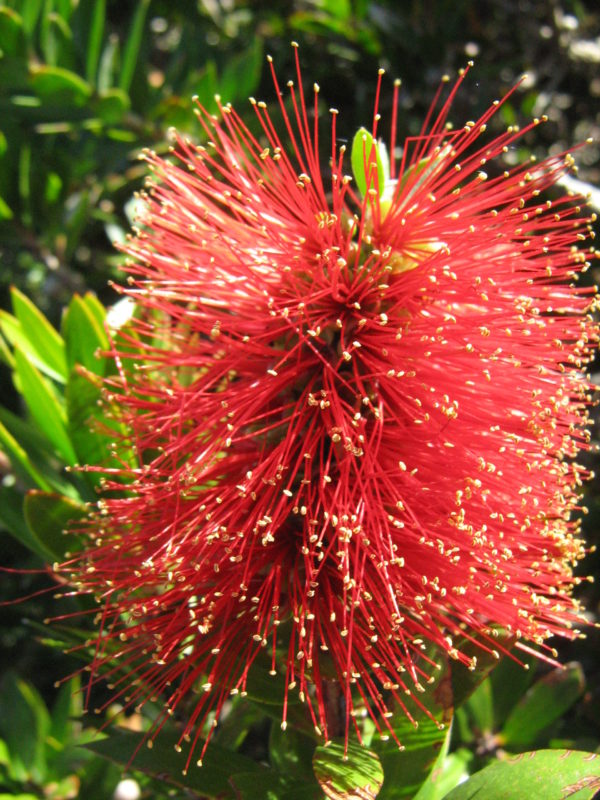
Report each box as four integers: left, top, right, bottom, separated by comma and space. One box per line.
351, 127, 386, 198
11, 287, 67, 379
443, 749, 600, 800
0, 419, 52, 491
20, 0, 43, 36
13, 349, 77, 465
40, 12, 74, 68
0, 7, 25, 57
85, 0, 106, 84
499, 663, 585, 750
63, 294, 108, 375
119, 0, 150, 93
86, 727, 263, 797
50, 676, 82, 744
97, 33, 119, 92
23, 490, 86, 560
313, 741, 383, 800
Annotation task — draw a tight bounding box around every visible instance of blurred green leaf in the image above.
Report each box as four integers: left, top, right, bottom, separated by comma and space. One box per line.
40, 12, 75, 69
13, 348, 77, 465
49, 676, 82, 745
219, 38, 263, 104
499, 663, 585, 751
118, 0, 150, 94
0, 673, 50, 784
11, 286, 67, 379
313, 741, 383, 800
0, 6, 26, 57
443, 749, 600, 800
20, 0, 43, 36
85, 0, 106, 85
0, 310, 64, 382
94, 87, 130, 125
30, 65, 92, 106
23, 490, 86, 560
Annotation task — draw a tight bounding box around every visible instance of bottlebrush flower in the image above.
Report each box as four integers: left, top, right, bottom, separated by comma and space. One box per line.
61, 52, 598, 769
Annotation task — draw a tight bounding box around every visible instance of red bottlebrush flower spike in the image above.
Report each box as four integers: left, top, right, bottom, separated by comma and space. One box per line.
61, 54, 598, 769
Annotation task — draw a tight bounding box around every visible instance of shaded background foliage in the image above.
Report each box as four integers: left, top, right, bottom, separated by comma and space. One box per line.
0, 0, 599, 798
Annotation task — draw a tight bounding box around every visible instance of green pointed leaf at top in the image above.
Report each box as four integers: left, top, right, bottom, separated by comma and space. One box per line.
443, 749, 600, 800
62, 294, 109, 376
351, 127, 387, 198
23, 491, 87, 561
499, 663, 585, 751
10, 287, 67, 379
86, 727, 263, 798
313, 741, 383, 800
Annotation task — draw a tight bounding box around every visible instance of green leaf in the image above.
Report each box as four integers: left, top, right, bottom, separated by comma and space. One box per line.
373, 650, 453, 800
13, 349, 77, 465
443, 749, 600, 800
0, 484, 53, 558
0, 310, 65, 383
30, 65, 92, 106
86, 727, 263, 798
20, 0, 43, 36
269, 722, 316, 780
0, 193, 13, 220
23, 491, 86, 560
219, 38, 263, 104
231, 771, 322, 800
85, 0, 106, 84
94, 87, 130, 124
50, 676, 82, 745
351, 127, 387, 198
488, 648, 537, 729
118, 0, 150, 93
65, 366, 124, 485
63, 294, 108, 375
0, 7, 25, 57
414, 750, 472, 800
499, 663, 585, 751
11, 287, 67, 379
451, 630, 515, 709
0, 673, 50, 784
0, 418, 52, 491
40, 12, 74, 69
313, 741, 384, 800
